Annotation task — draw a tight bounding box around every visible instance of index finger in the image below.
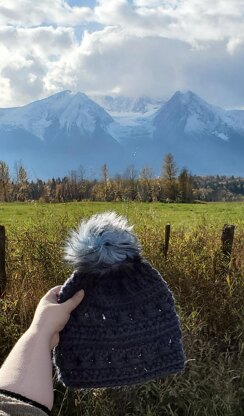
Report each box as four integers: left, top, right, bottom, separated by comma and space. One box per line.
44, 285, 63, 302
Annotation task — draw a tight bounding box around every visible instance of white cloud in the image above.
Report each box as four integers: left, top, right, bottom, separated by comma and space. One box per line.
0, 77, 13, 107
133, 1, 172, 6
93, 0, 244, 48
0, 26, 75, 55
0, 0, 93, 26
227, 37, 244, 54
0, 26, 76, 106
43, 25, 244, 108
0, 0, 244, 108
1, 0, 244, 47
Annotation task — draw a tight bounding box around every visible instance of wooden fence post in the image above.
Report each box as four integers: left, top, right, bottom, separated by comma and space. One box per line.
0, 225, 7, 297
221, 224, 235, 260
163, 224, 171, 259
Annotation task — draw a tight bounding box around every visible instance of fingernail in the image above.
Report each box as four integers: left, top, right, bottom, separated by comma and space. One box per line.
78, 289, 85, 296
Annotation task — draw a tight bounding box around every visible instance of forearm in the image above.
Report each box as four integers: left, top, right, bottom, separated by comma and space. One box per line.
0, 327, 53, 410
0, 286, 84, 412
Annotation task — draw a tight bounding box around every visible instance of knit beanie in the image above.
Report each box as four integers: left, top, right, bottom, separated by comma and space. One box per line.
53, 212, 185, 389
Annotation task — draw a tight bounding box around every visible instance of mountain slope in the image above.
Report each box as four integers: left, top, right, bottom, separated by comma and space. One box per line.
91, 95, 163, 114
151, 91, 244, 175
0, 90, 114, 140
0, 91, 125, 178
154, 91, 236, 141
0, 90, 243, 178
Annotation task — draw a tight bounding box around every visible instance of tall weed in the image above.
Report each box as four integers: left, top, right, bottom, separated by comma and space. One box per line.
0, 209, 243, 416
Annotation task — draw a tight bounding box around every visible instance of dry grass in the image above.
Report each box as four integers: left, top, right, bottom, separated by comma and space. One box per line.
0, 205, 243, 415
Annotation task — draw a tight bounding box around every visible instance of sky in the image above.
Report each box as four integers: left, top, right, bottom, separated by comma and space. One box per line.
0, 0, 244, 109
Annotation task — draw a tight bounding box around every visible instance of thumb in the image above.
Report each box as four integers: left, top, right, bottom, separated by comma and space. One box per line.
63, 289, 85, 312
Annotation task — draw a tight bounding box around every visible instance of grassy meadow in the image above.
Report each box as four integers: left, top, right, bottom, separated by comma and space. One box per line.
0, 200, 244, 230
0, 201, 244, 416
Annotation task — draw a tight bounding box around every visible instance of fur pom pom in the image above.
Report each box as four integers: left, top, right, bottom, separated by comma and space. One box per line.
64, 212, 140, 272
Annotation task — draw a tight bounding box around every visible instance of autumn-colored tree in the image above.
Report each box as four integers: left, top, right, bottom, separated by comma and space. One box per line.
0, 161, 11, 201
100, 164, 110, 201
123, 164, 138, 200
0, 158, 242, 203
138, 166, 153, 201
68, 170, 79, 200
14, 161, 29, 201
161, 153, 178, 201
112, 174, 123, 201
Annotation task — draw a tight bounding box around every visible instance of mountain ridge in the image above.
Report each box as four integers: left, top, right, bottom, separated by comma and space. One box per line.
0, 90, 244, 178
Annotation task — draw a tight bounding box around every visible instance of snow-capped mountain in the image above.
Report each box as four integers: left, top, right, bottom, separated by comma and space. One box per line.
0, 90, 114, 140
91, 95, 163, 114
93, 95, 161, 145
151, 91, 244, 175
0, 89, 244, 178
0, 91, 124, 178
153, 90, 244, 141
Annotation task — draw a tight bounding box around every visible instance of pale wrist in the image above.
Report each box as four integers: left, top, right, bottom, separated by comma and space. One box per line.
27, 325, 53, 351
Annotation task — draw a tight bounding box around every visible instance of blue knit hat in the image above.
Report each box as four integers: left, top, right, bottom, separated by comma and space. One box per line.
53, 212, 185, 389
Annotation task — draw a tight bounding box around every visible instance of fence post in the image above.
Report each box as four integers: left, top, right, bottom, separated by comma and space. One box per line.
221, 224, 235, 260
163, 224, 171, 259
0, 225, 7, 297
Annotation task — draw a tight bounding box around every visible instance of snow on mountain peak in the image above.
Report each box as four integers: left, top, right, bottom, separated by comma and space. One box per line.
0, 90, 113, 140
170, 90, 212, 110
91, 95, 163, 115
1, 89, 244, 177
51, 91, 113, 133
154, 90, 232, 140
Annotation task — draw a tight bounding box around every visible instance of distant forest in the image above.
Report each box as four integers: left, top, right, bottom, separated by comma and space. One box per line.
0, 154, 243, 203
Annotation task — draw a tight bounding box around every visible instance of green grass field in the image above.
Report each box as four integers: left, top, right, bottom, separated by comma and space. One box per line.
0, 201, 243, 231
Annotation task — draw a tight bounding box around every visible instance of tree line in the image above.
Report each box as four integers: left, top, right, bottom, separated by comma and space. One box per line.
0, 155, 243, 203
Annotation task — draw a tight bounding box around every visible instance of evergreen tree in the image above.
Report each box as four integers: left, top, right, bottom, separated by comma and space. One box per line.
178, 168, 193, 202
